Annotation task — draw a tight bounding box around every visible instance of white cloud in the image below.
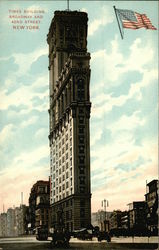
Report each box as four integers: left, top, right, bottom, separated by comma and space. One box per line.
0, 124, 15, 145
90, 66, 157, 120
90, 125, 103, 147
35, 128, 47, 139
91, 139, 158, 212
88, 7, 114, 36
0, 164, 49, 211
20, 116, 38, 127
13, 144, 49, 168
25, 5, 48, 13
0, 74, 49, 111
0, 141, 49, 212
12, 46, 47, 77
108, 111, 145, 135
91, 37, 156, 85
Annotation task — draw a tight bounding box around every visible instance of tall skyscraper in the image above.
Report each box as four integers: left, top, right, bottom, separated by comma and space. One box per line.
47, 10, 91, 231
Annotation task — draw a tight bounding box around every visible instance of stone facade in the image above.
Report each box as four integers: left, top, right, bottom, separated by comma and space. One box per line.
145, 179, 158, 234
47, 11, 91, 231
28, 180, 50, 233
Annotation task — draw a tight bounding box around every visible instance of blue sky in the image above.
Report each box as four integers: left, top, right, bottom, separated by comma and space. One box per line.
0, 0, 158, 213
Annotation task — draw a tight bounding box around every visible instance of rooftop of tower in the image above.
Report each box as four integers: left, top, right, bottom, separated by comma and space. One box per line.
47, 10, 88, 43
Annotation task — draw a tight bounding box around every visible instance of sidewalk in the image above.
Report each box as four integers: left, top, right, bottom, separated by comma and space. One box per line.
111, 236, 159, 244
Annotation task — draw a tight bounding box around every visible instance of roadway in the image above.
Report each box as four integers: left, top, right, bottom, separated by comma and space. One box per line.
0, 236, 158, 250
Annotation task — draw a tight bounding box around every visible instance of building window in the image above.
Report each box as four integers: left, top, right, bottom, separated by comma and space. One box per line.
79, 176, 85, 185
70, 149, 72, 156
79, 116, 84, 124
66, 162, 68, 169
79, 135, 84, 144
70, 168, 72, 176
80, 187, 85, 193
66, 211, 69, 220
66, 134, 68, 141
70, 210, 72, 219
80, 208, 85, 218
80, 199, 85, 207
77, 79, 85, 101
79, 156, 85, 164
79, 108, 84, 114
66, 172, 69, 179
79, 146, 84, 153
79, 166, 85, 174
70, 157, 72, 166
66, 200, 69, 207
79, 126, 84, 134
70, 138, 72, 146
66, 152, 68, 160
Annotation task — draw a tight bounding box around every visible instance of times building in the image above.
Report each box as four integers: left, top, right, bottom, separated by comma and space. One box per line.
47, 10, 91, 231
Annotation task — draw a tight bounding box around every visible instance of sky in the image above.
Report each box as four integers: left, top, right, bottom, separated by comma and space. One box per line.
0, 0, 158, 213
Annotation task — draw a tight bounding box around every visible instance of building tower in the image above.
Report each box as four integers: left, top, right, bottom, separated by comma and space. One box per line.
47, 10, 91, 231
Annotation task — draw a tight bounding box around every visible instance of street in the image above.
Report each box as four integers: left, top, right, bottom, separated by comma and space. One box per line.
0, 237, 158, 250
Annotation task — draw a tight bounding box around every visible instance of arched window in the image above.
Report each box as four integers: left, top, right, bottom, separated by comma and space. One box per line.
40, 197, 44, 204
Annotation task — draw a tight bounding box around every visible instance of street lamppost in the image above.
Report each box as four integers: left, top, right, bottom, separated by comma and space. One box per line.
101, 199, 109, 231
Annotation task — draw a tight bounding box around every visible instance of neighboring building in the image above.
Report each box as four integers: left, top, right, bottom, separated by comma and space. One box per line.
28, 180, 50, 233
121, 211, 129, 229
47, 10, 91, 231
145, 179, 158, 234
110, 210, 122, 229
128, 201, 147, 233
0, 213, 7, 237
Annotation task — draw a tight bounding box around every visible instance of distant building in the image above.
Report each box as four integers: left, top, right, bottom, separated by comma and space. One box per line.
145, 179, 158, 234
128, 201, 147, 233
0, 206, 28, 237
0, 213, 7, 237
28, 180, 50, 233
15, 205, 28, 236
91, 210, 112, 232
7, 208, 16, 237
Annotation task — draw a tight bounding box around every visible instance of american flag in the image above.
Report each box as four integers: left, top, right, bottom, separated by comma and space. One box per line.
116, 8, 157, 30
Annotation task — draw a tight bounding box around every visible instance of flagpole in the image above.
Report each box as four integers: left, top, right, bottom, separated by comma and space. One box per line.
67, 0, 69, 11
113, 6, 123, 39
